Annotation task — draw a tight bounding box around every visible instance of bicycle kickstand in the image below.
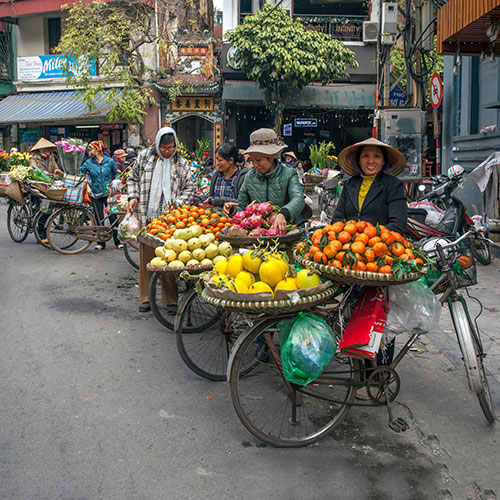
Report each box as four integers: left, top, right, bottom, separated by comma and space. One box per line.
384, 386, 409, 433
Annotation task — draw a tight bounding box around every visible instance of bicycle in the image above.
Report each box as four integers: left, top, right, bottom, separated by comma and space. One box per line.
223, 229, 495, 447
123, 239, 140, 269
316, 174, 342, 218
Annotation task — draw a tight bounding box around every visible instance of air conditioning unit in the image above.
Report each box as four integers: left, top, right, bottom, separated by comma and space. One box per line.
363, 22, 379, 43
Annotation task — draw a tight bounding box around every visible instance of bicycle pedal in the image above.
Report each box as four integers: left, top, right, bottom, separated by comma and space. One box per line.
388, 417, 409, 433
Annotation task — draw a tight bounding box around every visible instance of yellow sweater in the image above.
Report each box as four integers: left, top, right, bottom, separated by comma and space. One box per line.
358, 174, 377, 210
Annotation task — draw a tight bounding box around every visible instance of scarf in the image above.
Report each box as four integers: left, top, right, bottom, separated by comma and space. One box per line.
147, 156, 171, 219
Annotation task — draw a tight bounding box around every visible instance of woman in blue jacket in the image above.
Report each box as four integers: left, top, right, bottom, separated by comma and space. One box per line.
80, 140, 121, 250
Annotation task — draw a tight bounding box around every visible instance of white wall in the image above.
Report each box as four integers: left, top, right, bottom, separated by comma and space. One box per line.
17, 16, 45, 57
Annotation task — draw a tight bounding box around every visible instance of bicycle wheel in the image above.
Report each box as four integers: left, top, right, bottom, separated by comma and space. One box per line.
228, 317, 360, 447
7, 202, 30, 243
175, 288, 231, 381
449, 299, 495, 422
33, 210, 52, 248
470, 237, 491, 265
124, 240, 140, 270
46, 206, 96, 255
149, 272, 190, 330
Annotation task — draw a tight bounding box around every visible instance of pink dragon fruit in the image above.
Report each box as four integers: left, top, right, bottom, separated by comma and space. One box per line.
244, 202, 259, 216
266, 227, 281, 237
231, 211, 246, 225
255, 202, 274, 217
242, 214, 265, 230
267, 213, 276, 226
249, 227, 267, 237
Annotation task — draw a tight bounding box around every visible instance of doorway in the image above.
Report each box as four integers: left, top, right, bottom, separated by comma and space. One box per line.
173, 115, 214, 157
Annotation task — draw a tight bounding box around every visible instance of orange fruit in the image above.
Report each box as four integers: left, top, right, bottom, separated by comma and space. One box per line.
368, 236, 381, 247
415, 257, 424, 265
366, 262, 379, 272
338, 231, 351, 244
329, 260, 342, 268
336, 251, 346, 264
355, 233, 369, 245
405, 248, 415, 259
314, 251, 327, 264
364, 249, 375, 262
323, 244, 338, 260
330, 240, 343, 252
328, 231, 338, 241
364, 225, 377, 238
378, 265, 393, 274
344, 223, 357, 235
353, 261, 366, 272
331, 221, 345, 233
380, 231, 394, 245
350, 241, 366, 255
384, 255, 395, 265
391, 230, 404, 242
373, 242, 388, 257
342, 242, 351, 250
356, 220, 368, 232
391, 242, 405, 257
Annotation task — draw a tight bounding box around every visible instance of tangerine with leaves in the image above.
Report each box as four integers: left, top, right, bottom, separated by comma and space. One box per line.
338, 231, 351, 244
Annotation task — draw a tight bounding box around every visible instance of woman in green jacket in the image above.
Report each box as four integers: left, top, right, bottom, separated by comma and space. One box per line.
224, 128, 305, 234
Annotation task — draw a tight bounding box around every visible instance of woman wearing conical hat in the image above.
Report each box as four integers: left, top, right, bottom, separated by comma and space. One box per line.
29, 137, 63, 177
332, 137, 407, 234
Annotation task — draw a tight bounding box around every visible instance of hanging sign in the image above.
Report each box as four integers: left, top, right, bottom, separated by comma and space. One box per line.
17, 55, 96, 80
430, 72, 443, 109
170, 96, 214, 112
294, 118, 318, 127
283, 123, 292, 136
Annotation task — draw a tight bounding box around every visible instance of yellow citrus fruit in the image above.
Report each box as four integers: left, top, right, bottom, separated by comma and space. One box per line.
230, 279, 249, 293
248, 281, 274, 295
267, 253, 289, 275
296, 269, 321, 289
274, 277, 297, 291
235, 271, 256, 288
259, 260, 285, 288
243, 250, 262, 274
214, 259, 227, 274
226, 254, 244, 278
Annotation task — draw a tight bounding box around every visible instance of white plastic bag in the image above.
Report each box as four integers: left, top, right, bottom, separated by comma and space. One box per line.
408, 200, 444, 226
385, 279, 442, 335
117, 212, 141, 241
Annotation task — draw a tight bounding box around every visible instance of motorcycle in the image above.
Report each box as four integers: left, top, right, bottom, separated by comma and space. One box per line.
406, 165, 492, 265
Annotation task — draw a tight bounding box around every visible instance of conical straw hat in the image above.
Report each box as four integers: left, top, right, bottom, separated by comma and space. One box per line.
30, 137, 57, 152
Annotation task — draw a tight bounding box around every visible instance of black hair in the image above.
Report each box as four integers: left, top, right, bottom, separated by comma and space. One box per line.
216, 143, 244, 165
159, 133, 175, 145
355, 145, 388, 167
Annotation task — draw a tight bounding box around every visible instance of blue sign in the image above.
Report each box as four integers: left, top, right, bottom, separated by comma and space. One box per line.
390, 87, 407, 107
283, 123, 292, 136
294, 118, 318, 128
17, 55, 96, 80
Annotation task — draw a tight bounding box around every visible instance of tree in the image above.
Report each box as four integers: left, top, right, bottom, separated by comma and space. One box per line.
226, 3, 358, 131
56, 0, 213, 144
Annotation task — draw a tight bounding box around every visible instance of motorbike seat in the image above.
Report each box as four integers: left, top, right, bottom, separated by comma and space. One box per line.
407, 208, 428, 217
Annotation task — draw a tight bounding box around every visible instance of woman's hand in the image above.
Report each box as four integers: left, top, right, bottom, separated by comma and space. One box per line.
127, 198, 138, 214
223, 202, 238, 217
54, 168, 63, 177
271, 213, 287, 235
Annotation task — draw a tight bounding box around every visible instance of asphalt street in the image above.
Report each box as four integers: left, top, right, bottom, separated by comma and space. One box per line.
1, 199, 499, 500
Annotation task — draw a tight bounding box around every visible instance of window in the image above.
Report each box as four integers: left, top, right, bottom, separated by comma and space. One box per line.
47, 17, 61, 54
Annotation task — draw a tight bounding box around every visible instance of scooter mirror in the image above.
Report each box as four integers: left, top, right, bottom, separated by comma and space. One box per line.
418, 184, 426, 192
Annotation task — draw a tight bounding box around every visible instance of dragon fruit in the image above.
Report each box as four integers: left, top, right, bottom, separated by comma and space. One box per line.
249, 227, 267, 237
244, 202, 259, 216
228, 225, 248, 235
267, 213, 276, 226
242, 214, 265, 230
266, 227, 281, 237
255, 201, 274, 217
231, 211, 246, 225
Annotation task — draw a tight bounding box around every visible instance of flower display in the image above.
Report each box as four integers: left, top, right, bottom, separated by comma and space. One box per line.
55, 138, 87, 175
0, 151, 9, 172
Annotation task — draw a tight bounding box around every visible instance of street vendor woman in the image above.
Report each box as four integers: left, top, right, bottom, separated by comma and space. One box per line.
127, 127, 195, 313
332, 137, 408, 399
331, 137, 407, 234
223, 128, 305, 234
29, 137, 63, 177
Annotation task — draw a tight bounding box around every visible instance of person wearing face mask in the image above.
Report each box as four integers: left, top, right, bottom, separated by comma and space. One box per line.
79, 140, 122, 250
223, 128, 305, 235
29, 138, 63, 177
127, 127, 195, 313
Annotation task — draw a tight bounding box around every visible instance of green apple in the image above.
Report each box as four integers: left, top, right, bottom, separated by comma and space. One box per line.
200, 258, 213, 266
177, 250, 192, 263
190, 224, 203, 237
199, 234, 211, 247
172, 239, 188, 252
218, 241, 232, 257
205, 243, 219, 259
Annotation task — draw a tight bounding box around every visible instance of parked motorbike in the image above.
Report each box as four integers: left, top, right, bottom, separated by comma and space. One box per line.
406, 165, 492, 265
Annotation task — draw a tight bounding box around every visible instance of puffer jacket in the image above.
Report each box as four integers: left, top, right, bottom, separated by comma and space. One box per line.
79, 155, 118, 198
237, 163, 305, 221
29, 152, 60, 174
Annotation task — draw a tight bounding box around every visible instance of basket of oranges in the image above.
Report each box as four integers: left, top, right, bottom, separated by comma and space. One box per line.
294, 220, 428, 286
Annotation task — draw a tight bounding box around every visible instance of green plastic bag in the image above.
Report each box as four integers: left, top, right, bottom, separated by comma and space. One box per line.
280, 312, 336, 386
29, 166, 54, 184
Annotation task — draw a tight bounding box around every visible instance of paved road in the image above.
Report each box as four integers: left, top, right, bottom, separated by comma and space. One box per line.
1, 200, 499, 500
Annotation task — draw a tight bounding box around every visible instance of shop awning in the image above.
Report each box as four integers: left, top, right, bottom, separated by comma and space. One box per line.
222, 81, 375, 109
0, 90, 117, 125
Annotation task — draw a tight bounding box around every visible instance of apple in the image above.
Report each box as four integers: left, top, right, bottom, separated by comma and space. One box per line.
205, 243, 219, 259
172, 239, 188, 252
177, 250, 192, 263
218, 241, 232, 257
190, 224, 203, 237
199, 234, 211, 247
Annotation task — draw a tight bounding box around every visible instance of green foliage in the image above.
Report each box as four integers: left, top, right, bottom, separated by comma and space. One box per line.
309, 141, 335, 170
55, 0, 157, 128
226, 3, 358, 129
390, 36, 443, 104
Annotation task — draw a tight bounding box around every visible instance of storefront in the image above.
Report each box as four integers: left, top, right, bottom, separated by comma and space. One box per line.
0, 90, 128, 152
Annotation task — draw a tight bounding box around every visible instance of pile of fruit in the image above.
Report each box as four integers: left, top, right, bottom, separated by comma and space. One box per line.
210, 247, 322, 295
142, 205, 231, 241
296, 220, 426, 276
224, 201, 295, 237
149, 224, 232, 269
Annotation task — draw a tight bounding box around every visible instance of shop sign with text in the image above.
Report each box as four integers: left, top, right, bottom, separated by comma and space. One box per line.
294, 118, 318, 128
170, 96, 214, 112
17, 55, 96, 80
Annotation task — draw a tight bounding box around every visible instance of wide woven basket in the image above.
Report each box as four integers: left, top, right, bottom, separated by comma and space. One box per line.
146, 262, 213, 275
45, 188, 67, 201
200, 285, 336, 314
219, 228, 305, 248
294, 252, 425, 286
138, 232, 165, 249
